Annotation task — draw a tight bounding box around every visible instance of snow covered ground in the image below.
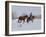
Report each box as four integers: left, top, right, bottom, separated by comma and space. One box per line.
12, 19, 41, 31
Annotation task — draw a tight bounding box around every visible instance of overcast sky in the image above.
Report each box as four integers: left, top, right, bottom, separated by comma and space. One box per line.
12, 5, 41, 17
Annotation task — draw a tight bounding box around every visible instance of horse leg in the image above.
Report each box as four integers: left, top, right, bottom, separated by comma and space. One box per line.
24, 19, 25, 22
31, 19, 33, 22
22, 20, 25, 23
31, 17, 33, 22
18, 19, 22, 23
18, 19, 19, 23
27, 19, 29, 23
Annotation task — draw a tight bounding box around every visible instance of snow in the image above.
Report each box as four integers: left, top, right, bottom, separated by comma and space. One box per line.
12, 19, 41, 31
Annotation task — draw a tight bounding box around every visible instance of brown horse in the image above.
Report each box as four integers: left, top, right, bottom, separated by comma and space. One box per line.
18, 12, 34, 23
18, 16, 35, 23
18, 15, 28, 23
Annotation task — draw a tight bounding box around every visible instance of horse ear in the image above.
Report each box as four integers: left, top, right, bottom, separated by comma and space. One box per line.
30, 12, 32, 15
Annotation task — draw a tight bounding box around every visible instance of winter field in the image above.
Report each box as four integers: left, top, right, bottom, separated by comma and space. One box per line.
12, 6, 41, 31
